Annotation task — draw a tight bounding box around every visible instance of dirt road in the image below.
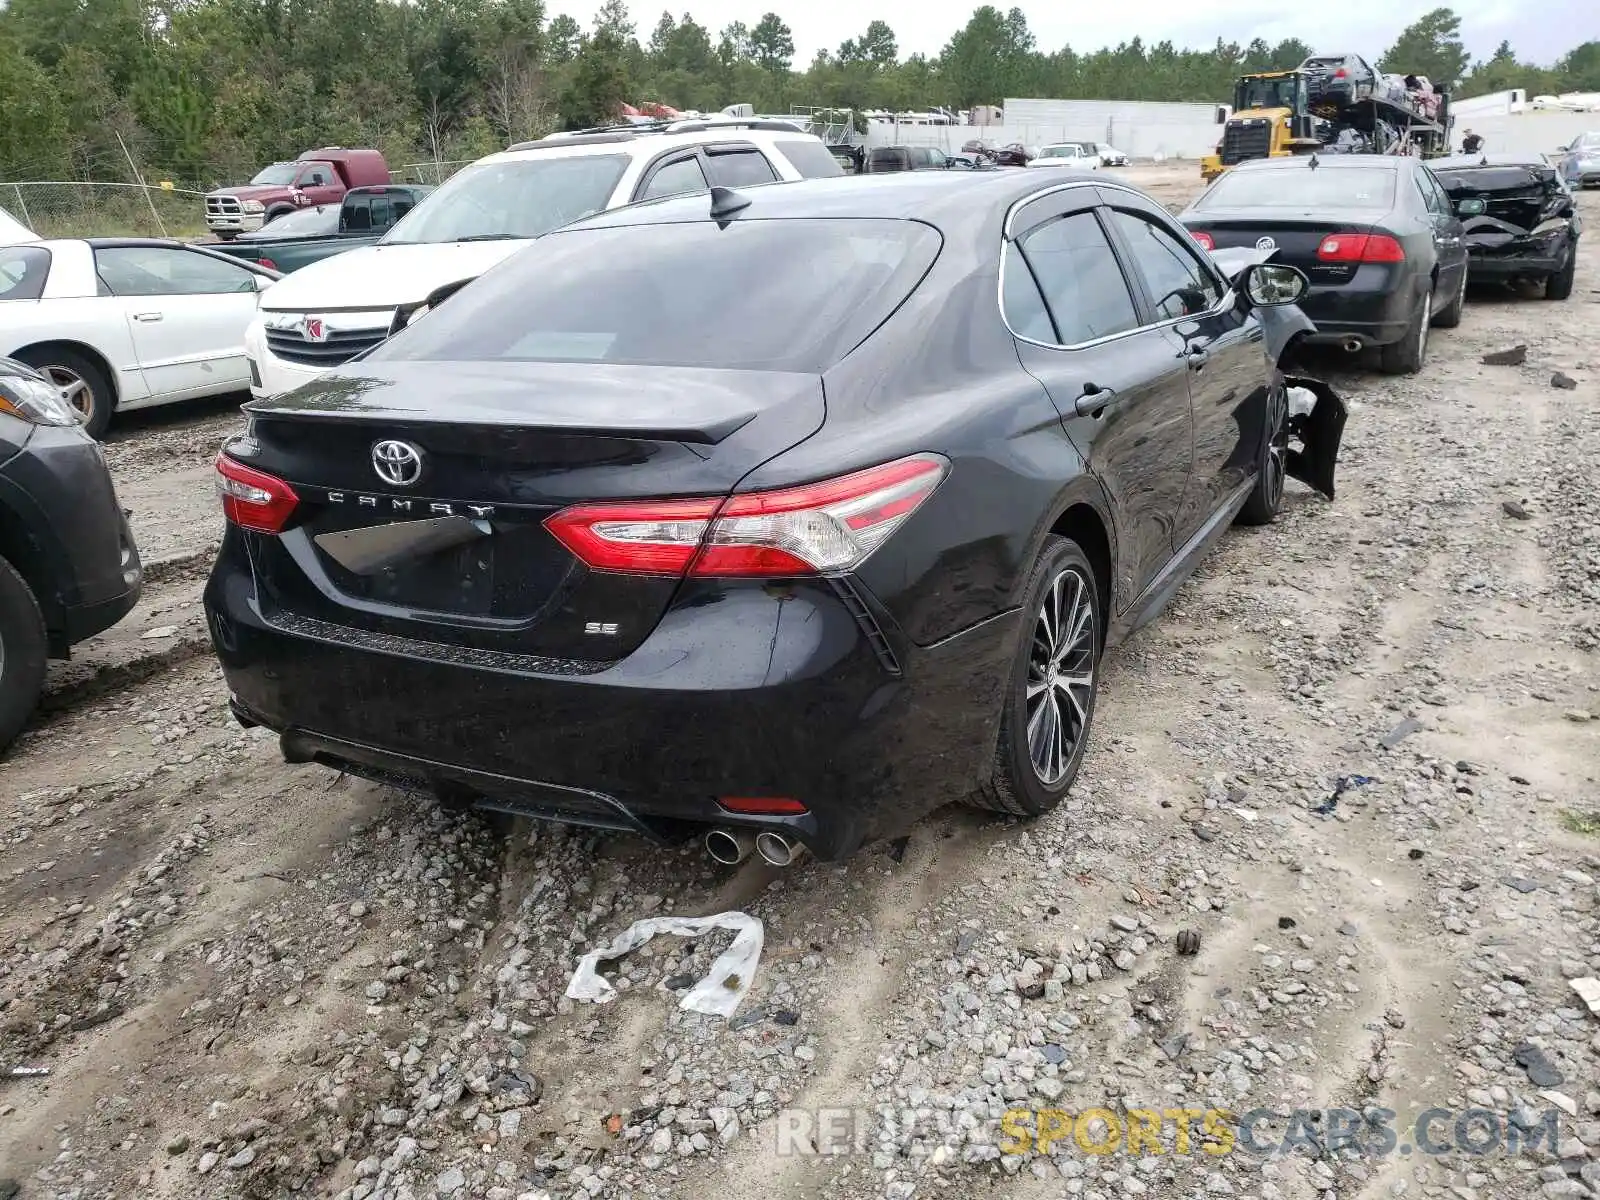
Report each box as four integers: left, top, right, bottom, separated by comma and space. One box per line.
2, 168, 1597, 1200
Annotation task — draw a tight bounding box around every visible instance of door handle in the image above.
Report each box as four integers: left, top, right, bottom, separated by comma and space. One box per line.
132, 311, 164, 322
1185, 348, 1210, 370
1074, 384, 1116, 418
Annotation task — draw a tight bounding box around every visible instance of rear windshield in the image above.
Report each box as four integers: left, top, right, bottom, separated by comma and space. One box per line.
0, 246, 51, 301
776, 138, 846, 180
1195, 166, 1396, 210
373, 217, 941, 374
380, 154, 629, 245
244, 206, 339, 238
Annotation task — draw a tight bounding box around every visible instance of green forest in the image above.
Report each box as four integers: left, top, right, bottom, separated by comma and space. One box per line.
1, 0, 1596, 186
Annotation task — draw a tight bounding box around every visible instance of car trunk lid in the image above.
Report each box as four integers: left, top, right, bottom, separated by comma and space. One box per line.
229, 360, 826, 663
1186, 210, 1378, 284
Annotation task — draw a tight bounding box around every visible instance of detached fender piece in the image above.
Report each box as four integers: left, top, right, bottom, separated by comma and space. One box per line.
1283, 376, 1346, 501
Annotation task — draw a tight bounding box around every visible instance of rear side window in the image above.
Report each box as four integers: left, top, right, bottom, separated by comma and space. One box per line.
343, 199, 373, 231
1196, 166, 1396, 210
641, 157, 708, 201
706, 149, 778, 188
0, 246, 51, 301
375, 218, 941, 374
1013, 212, 1139, 345
776, 138, 846, 180
1001, 243, 1057, 343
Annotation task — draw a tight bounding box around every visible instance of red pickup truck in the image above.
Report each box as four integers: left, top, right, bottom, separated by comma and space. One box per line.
204, 147, 389, 239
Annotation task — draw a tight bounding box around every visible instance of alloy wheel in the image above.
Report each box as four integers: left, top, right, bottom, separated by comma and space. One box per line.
1025, 567, 1096, 786
37, 365, 91, 421
1262, 386, 1289, 512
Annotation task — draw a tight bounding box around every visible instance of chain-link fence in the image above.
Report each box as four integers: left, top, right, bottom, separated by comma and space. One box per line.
1, 182, 211, 240
395, 159, 476, 186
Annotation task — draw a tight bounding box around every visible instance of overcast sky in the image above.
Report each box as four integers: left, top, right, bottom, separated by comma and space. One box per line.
571, 0, 1596, 69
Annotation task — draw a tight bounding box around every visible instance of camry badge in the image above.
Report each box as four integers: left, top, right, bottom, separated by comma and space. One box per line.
1255, 236, 1277, 252
371, 440, 423, 487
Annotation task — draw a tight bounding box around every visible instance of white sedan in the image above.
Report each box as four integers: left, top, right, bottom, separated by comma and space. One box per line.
0, 233, 280, 438
1028, 143, 1100, 169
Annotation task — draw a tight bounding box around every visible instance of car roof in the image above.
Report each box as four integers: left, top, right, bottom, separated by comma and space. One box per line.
476, 121, 824, 168
565, 168, 1119, 235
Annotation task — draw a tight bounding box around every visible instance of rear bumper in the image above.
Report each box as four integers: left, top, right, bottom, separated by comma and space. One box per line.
1464, 239, 1573, 279
1297, 276, 1416, 347
205, 531, 1018, 860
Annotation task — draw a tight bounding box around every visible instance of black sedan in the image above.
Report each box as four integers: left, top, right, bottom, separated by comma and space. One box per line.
1430, 153, 1581, 299
1180, 154, 1470, 374
203, 171, 1345, 864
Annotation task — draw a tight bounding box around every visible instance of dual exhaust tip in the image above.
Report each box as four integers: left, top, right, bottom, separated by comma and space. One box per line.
705, 827, 805, 868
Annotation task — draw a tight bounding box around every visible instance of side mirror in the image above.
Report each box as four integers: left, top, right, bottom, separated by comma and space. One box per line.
1455, 197, 1487, 216
1243, 262, 1308, 307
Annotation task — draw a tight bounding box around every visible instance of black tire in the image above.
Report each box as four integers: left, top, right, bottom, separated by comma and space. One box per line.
1379, 286, 1431, 375
214, 231, 239, 242
0, 555, 48, 757
966, 536, 1102, 817
1433, 267, 1467, 328
1237, 384, 1289, 526
1545, 241, 1577, 300
13, 346, 114, 439
265, 207, 295, 223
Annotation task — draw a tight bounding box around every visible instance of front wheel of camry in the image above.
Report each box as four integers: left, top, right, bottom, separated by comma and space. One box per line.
967, 535, 1102, 817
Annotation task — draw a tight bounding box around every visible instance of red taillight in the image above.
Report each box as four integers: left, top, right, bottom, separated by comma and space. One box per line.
1189, 230, 1215, 251
1334, 67, 1347, 77
216, 453, 299, 533
718, 797, 808, 815
258, 257, 278, 271
543, 453, 949, 579
1316, 233, 1405, 263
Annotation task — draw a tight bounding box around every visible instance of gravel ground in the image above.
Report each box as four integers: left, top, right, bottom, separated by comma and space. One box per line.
2, 165, 1598, 1200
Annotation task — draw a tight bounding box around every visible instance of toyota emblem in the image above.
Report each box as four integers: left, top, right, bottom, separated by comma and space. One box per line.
372, 439, 423, 487
1255, 236, 1277, 252
302, 317, 327, 343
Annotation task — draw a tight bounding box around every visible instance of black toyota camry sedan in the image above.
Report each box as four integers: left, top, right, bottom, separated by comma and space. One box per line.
204, 171, 1345, 864
1180, 154, 1470, 375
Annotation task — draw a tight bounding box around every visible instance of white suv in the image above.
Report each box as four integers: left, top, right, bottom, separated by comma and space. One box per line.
245, 119, 844, 399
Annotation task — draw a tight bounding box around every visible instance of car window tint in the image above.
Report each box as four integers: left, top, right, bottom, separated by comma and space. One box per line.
95, 246, 257, 296
706, 149, 777, 188
1108, 209, 1220, 320
0, 246, 51, 301
374, 217, 941, 374
343, 199, 373, 231
776, 137, 846, 180
1001, 242, 1058, 343
642, 156, 708, 200
1016, 212, 1139, 344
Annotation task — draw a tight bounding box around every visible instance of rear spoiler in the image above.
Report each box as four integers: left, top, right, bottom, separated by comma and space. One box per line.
387, 277, 478, 339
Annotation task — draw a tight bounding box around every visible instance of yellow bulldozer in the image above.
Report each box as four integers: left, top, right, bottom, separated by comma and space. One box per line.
1200, 70, 1322, 182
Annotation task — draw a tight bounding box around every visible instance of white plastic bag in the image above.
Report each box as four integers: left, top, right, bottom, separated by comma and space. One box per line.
565, 911, 764, 1019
